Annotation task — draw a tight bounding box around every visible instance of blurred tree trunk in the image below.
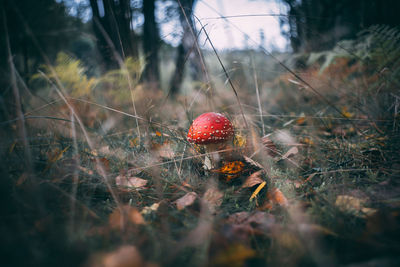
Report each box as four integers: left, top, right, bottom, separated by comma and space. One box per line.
169, 0, 201, 96
89, 0, 139, 70
142, 0, 160, 89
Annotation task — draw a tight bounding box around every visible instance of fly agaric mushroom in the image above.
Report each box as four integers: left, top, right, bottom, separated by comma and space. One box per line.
187, 112, 234, 168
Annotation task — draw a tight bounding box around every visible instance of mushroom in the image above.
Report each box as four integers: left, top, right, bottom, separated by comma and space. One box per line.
187, 112, 234, 168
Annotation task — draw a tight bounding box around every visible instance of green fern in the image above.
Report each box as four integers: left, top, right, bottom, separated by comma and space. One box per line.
31, 52, 97, 98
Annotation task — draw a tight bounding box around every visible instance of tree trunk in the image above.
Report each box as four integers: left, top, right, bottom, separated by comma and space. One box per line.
142, 0, 160, 88
89, 0, 139, 70
169, 0, 200, 96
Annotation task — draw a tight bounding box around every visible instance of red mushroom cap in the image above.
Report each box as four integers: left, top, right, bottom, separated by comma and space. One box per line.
187, 112, 234, 145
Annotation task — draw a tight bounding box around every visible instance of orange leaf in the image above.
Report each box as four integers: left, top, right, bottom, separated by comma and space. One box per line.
296, 116, 306, 125
155, 131, 162, 137
266, 187, 288, 208
129, 137, 139, 147
212, 161, 245, 175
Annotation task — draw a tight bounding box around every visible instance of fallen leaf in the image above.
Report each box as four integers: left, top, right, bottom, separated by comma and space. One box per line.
212, 244, 256, 267
115, 175, 148, 191
301, 137, 314, 145
16, 172, 29, 186
264, 187, 288, 209
155, 143, 175, 159
335, 195, 364, 211
212, 161, 245, 181
341, 106, 353, 118
242, 170, 265, 188
243, 156, 264, 170
129, 137, 139, 148
294, 173, 317, 188
141, 202, 160, 215
281, 146, 298, 160
296, 116, 306, 125
261, 135, 278, 157
175, 192, 198, 210
48, 146, 70, 163
109, 205, 145, 229
203, 187, 224, 213
88, 245, 144, 267
224, 212, 276, 242
249, 181, 266, 201
44, 146, 70, 172
93, 157, 111, 173
335, 195, 377, 217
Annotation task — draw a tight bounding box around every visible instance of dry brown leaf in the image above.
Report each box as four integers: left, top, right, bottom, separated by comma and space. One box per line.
129, 137, 139, 148
154, 143, 175, 159
294, 173, 317, 188
261, 135, 278, 157
242, 170, 265, 188
225, 212, 275, 241
264, 187, 289, 209
335, 195, 377, 217
175, 192, 198, 210
16, 172, 29, 186
88, 245, 144, 267
212, 244, 256, 267
109, 206, 145, 229
296, 116, 306, 125
47, 146, 70, 163
115, 175, 148, 191
281, 146, 298, 160
93, 157, 111, 173
203, 187, 224, 213
141, 202, 160, 215
243, 155, 264, 170
44, 146, 70, 172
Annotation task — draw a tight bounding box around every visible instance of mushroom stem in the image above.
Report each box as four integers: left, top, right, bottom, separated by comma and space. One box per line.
204, 142, 230, 170
204, 144, 221, 170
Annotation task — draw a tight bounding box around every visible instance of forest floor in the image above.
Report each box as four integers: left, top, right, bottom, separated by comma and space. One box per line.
1, 45, 400, 267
